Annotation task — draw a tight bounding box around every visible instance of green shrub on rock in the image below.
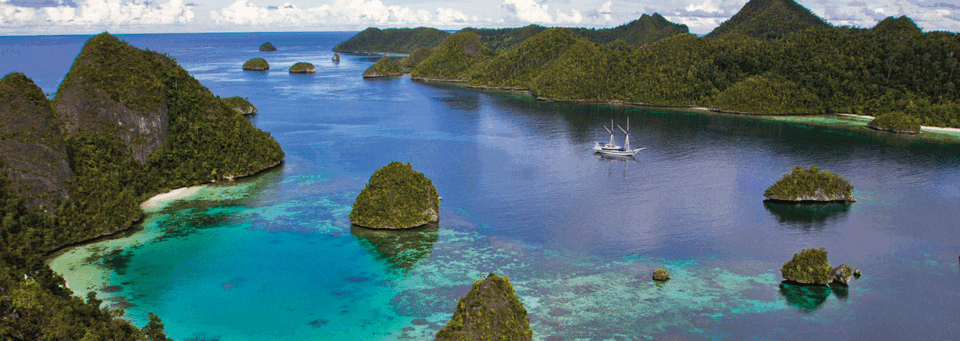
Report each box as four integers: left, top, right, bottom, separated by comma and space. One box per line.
868, 111, 921, 134
435, 273, 533, 341
289, 62, 316, 74
259, 42, 277, 51
350, 162, 439, 229
243, 58, 269, 71
764, 165, 854, 202
781, 247, 832, 285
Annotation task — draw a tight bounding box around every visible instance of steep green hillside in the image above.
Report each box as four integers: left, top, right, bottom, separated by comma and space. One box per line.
401, 47, 433, 70
573, 13, 690, 47
333, 27, 449, 53
411, 31, 492, 81
707, 0, 829, 39
470, 28, 583, 89
363, 56, 404, 78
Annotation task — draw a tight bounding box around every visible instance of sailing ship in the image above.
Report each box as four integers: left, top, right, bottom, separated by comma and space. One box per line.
593, 117, 645, 157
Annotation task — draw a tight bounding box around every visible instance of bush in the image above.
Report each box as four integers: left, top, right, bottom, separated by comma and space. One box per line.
781, 247, 832, 284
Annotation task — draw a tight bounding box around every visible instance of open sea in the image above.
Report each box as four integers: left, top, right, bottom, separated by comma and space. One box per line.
3, 32, 960, 340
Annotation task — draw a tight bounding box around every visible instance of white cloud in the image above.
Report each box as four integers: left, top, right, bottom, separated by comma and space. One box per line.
499, 0, 583, 24
435, 7, 471, 24
598, 0, 612, 21
0, 4, 38, 25
210, 0, 464, 27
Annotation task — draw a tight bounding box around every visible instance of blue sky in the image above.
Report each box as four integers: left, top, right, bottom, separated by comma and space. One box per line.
0, 0, 957, 35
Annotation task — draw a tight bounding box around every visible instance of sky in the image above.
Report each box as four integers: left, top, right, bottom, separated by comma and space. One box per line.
0, 0, 957, 36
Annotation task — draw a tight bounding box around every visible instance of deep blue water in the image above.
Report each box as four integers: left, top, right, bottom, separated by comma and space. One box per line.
4, 32, 960, 340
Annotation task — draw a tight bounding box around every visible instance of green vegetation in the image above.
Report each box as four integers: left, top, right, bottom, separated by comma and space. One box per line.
435, 273, 532, 341
350, 162, 439, 229
242, 58, 269, 71
259, 42, 277, 51
781, 247, 832, 285
1, 32, 285, 338
707, 0, 829, 39
470, 28, 581, 89
222, 96, 257, 115
868, 111, 921, 133
289, 62, 316, 74
411, 31, 492, 81
400, 47, 433, 70
363, 56, 404, 78
764, 166, 854, 202
333, 27, 449, 53
653, 267, 671, 281
571, 13, 690, 48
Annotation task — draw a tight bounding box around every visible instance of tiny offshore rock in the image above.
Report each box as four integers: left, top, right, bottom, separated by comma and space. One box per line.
764, 165, 855, 203
289, 62, 317, 74
260, 42, 277, 51
350, 161, 439, 229
243, 58, 269, 71
853, 268, 862, 278
652, 267, 671, 281
332, 53, 341, 62
829, 264, 853, 286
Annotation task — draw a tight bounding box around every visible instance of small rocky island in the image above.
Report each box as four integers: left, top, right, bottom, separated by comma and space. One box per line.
362, 56, 404, 78
222, 96, 258, 115
781, 247, 856, 286
867, 112, 921, 134
435, 273, 533, 341
259, 42, 277, 51
332, 53, 341, 62
243, 58, 269, 71
652, 267, 671, 281
350, 161, 439, 229
764, 165, 855, 202
289, 62, 316, 74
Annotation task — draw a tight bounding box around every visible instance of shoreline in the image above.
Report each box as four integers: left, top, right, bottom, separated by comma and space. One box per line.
140, 185, 205, 209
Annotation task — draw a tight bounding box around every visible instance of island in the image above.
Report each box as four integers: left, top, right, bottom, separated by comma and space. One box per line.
222, 96, 258, 115
335, 0, 960, 130
764, 165, 855, 202
259, 42, 277, 51
362, 56, 404, 78
652, 267, 671, 281
781, 247, 854, 286
868, 111, 922, 134
435, 273, 533, 341
332, 53, 340, 62
333, 27, 449, 54
349, 161, 439, 229
289, 62, 317, 74
0, 31, 284, 339
243, 58, 269, 71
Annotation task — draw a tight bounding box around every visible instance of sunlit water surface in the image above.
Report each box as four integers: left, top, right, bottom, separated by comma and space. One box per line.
3, 32, 959, 340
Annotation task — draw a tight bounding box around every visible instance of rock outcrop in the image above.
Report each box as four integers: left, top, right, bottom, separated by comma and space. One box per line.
222, 96, 258, 115
53, 33, 170, 163
332, 54, 340, 62
764, 165, 855, 202
435, 273, 533, 341
243, 58, 269, 71
362, 56, 404, 78
781, 248, 859, 286
289, 62, 316, 74
0, 73, 72, 211
350, 162, 439, 229
652, 267, 671, 281
829, 264, 853, 286
260, 42, 277, 51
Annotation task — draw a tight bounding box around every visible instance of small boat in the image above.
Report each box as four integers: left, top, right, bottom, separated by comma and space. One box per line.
593, 119, 621, 152
594, 117, 645, 157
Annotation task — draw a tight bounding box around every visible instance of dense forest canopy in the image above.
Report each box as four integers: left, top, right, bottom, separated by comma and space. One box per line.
0, 32, 284, 339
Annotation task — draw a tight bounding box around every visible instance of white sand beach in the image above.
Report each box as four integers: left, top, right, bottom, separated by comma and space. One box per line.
141, 186, 205, 209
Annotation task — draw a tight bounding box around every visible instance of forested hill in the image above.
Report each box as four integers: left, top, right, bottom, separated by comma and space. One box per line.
337, 14, 689, 54
333, 27, 449, 53
706, 0, 829, 39
401, 0, 959, 129
0, 32, 285, 339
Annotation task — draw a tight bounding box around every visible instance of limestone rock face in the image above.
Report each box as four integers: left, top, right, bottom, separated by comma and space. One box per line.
350, 162, 439, 229
0, 73, 72, 211
223, 96, 258, 115
830, 264, 853, 286
53, 33, 169, 163
435, 273, 533, 341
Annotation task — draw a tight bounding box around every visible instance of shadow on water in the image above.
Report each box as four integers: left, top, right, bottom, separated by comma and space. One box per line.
350, 223, 439, 271
779, 281, 849, 312
763, 201, 852, 230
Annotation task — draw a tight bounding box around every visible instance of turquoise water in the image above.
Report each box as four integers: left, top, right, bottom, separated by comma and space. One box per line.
4, 32, 959, 340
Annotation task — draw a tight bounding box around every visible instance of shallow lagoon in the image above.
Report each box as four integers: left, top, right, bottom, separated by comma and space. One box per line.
4, 32, 958, 340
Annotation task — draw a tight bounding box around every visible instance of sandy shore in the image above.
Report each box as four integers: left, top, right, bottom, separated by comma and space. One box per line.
141, 186, 205, 209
